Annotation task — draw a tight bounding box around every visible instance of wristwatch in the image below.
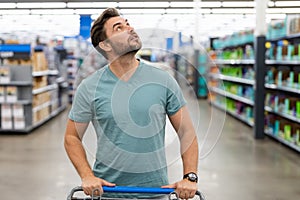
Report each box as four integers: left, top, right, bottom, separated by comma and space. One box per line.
183, 172, 198, 183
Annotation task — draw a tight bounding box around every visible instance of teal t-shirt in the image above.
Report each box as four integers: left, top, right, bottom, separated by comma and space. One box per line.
69, 60, 186, 198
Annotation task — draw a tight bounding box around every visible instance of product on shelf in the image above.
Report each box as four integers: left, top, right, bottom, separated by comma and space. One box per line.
286, 15, 300, 36
0, 66, 10, 83
5, 86, 17, 102
33, 76, 48, 90
32, 52, 48, 72
0, 86, 4, 102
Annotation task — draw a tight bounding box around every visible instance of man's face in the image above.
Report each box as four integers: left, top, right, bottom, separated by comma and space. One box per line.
104, 16, 142, 57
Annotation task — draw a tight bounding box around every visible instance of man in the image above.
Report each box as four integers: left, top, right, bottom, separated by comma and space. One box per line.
64, 8, 199, 199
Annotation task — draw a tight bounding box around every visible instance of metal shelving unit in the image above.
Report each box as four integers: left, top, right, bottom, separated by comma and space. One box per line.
209, 73, 255, 85
211, 101, 254, 127
209, 86, 254, 106
0, 45, 68, 133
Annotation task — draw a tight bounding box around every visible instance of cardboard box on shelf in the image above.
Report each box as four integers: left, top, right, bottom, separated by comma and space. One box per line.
0, 86, 5, 102
0, 66, 10, 83
32, 52, 48, 72
1, 104, 12, 117
12, 104, 24, 118
13, 117, 25, 129
33, 76, 48, 90
5, 86, 17, 102
2, 59, 32, 66
1, 116, 13, 129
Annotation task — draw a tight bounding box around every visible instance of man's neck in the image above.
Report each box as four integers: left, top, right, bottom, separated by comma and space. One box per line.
109, 54, 140, 81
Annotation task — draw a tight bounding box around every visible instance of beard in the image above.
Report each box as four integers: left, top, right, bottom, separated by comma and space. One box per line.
109, 33, 142, 57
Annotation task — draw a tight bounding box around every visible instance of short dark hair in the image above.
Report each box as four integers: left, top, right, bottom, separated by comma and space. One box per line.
90, 8, 120, 58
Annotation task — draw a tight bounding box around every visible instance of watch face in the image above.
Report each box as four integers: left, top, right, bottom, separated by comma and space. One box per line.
188, 173, 197, 181
184, 172, 198, 182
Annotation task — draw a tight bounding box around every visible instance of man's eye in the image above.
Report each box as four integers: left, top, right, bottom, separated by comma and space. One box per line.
116, 27, 122, 31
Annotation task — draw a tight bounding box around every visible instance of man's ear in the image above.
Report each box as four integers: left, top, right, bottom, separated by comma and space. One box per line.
99, 41, 112, 52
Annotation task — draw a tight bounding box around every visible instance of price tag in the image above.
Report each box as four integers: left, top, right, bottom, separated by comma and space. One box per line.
0, 51, 14, 58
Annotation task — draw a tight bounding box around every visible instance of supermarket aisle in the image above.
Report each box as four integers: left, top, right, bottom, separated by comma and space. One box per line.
0, 88, 300, 200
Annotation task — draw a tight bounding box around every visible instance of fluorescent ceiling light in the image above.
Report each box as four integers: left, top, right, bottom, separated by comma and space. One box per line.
169, 2, 194, 8
75, 9, 104, 15
120, 9, 165, 14
212, 8, 255, 14
0, 3, 16, 8
267, 8, 300, 14
67, 2, 118, 8
275, 1, 300, 7
119, 2, 169, 8
170, 2, 221, 8
268, 1, 275, 7
0, 9, 30, 15
222, 1, 255, 7
166, 8, 211, 14
17, 3, 66, 8
31, 9, 75, 15
201, 2, 222, 7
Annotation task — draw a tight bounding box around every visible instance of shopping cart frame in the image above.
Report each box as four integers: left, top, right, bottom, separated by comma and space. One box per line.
67, 186, 205, 200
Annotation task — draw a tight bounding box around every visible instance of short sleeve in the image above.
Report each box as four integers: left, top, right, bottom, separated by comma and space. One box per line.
68, 82, 93, 122
166, 75, 187, 116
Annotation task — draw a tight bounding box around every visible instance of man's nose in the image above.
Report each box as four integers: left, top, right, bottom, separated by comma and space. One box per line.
126, 25, 134, 32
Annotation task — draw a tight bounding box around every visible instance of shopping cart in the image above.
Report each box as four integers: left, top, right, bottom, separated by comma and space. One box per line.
67, 186, 205, 200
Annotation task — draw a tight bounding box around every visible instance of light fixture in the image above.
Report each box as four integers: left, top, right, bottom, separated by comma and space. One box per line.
212, 8, 255, 14
222, 1, 255, 7
266, 8, 300, 14
31, 9, 75, 15
67, 2, 118, 8
0, 9, 30, 15
169, 2, 222, 8
74, 9, 104, 15
0, 3, 17, 8
120, 9, 165, 14
169, 2, 194, 8
17, 3, 67, 9
275, 1, 300, 7
268, 1, 275, 7
201, 2, 222, 7
118, 2, 169, 8
165, 8, 211, 14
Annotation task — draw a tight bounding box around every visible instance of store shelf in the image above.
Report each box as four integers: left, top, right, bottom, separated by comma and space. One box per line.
209, 73, 254, 85
32, 101, 51, 113
0, 81, 32, 86
32, 84, 58, 95
265, 84, 300, 95
211, 101, 254, 127
0, 100, 31, 105
266, 60, 300, 65
267, 33, 300, 42
265, 130, 300, 153
30, 105, 66, 131
32, 70, 59, 77
209, 86, 254, 106
265, 106, 300, 124
213, 59, 255, 65
56, 77, 66, 84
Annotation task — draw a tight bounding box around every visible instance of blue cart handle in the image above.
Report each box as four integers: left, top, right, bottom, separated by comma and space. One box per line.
103, 186, 175, 194
67, 186, 205, 200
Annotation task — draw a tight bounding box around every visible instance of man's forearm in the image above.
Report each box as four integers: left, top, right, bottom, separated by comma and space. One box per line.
64, 135, 94, 179
180, 133, 199, 175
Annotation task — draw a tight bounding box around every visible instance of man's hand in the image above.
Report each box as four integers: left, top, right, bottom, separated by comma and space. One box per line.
162, 179, 197, 199
82, 175, 116, 196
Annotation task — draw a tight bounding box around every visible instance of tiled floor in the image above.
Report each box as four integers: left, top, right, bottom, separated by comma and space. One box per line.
0, 86, 299, 200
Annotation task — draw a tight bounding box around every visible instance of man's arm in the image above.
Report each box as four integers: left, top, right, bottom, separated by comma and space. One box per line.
162, 106, 199, 199
64, 119, 115, 196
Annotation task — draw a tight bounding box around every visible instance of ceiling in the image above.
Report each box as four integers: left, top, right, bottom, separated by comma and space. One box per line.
0, 1, 298, 45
